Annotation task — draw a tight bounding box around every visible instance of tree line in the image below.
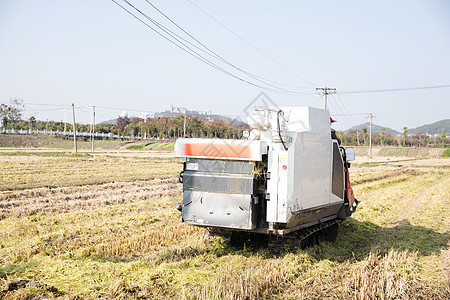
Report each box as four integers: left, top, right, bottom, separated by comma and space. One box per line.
1, 99, 248, 139
339, 127, 447, 147
115, 115, 248, 139
1, 98, 447, 145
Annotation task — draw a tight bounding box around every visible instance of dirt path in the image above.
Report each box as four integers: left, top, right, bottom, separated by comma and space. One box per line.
0, 147, 174, 158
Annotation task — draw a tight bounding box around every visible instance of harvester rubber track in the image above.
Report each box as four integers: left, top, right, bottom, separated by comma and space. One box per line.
204, 220, 339, 252
267, 220, 339, 253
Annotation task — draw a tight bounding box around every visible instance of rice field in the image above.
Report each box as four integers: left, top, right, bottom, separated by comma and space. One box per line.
0, 153, 178, 191
0, 150, 449, 299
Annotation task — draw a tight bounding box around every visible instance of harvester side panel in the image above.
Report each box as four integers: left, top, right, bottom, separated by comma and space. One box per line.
331, 142, 345, 199
292, 132, 332, 211
266, 151, 279, 223
266, 131, 334, 228
182, 191, 257, 230
181, 158, 258, 230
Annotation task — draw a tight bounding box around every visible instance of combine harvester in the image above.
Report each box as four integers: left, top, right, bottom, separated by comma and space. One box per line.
175, 107, 359, 249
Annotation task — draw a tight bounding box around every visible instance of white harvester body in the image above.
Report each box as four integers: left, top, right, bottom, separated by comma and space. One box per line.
174, 107, 357, 236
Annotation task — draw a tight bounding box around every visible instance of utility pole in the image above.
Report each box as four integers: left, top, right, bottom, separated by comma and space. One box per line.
91, 106, 96, 152
63, 108, 69, 133
89, 106, 96, 151
418, 131, 421, 148
356, 131, 360, 146
316, 87, 336, 110
368, 113, 373, 157
183, 114, 187, 137
72, 103, 77, 154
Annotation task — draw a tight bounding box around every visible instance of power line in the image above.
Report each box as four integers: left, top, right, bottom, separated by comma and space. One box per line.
112, 0, 282, 94
6, 100, 163, 117
75, 107, 91, 117
327, 100, 352, 128
141, 0, 312, 94
23, 102, 68, 107
140, 1, 310, 94
125, 0, 315, 95
340, 84, 450, 95
185, 0, 316, 88
328, 94, 350, 124
23, 108, 68, 112
96, 105, 155, 113
317, 93, 351, 128
111, 0, 312, 95
331, 113, 369, 116
334, 92, 358, 125
111, 0, 247, 88
329, 94, 355, 127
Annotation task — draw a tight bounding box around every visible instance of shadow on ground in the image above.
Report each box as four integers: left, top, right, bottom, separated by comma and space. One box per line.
306, 218, 449, 262
154, 219, 449, 263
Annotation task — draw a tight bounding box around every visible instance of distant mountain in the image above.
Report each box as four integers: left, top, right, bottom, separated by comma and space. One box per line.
155, 111, 244, 124
100, 119, 117, 125
344, 122, 400, 135
99, 114, 246, 126
408, 119, 450, 135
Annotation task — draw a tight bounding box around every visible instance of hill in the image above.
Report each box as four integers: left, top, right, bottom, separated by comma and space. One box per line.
100, 118, 117, 125
344, 122, 400, 135
100, 114, 245, 126
408, 119, 450, 135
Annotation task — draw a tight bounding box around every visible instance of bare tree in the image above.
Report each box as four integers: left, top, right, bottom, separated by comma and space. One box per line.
0, 98, 24, 129
116, 116, 130, 134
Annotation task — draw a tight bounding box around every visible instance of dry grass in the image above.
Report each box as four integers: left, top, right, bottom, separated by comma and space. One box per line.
0, 154, 178, 191
0, 134, 131, 150
0, 152, 449, 299
0, 178, 179, 219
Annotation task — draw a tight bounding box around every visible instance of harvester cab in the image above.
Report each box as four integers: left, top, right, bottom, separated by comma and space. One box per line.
174, 107, 359, 247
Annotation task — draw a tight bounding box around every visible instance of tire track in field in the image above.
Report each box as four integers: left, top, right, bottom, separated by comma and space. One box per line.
0, 178, 181, 219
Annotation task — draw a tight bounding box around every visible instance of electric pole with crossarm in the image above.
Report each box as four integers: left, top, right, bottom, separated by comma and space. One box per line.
316, 87, 336, 110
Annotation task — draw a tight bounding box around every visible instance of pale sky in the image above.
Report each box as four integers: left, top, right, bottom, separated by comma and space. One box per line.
1, 0, 449, 131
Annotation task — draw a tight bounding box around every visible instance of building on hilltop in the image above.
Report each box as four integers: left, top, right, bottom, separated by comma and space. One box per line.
169, 104, 212, 116
157, 104, 242, 124
197, 109, 212, 116
170, 103, 187, 114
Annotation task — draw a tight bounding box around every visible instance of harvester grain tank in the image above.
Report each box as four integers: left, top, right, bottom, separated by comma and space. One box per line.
174, 107, 359, 248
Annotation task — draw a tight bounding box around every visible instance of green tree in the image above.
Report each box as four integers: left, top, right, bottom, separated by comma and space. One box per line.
402, 127, 408, 146
362, 127, 367, 146
28, 116, 36, 130
0, 105, 6, 127
380, 128, 386, 147
173, 115, 184, 138
188, 117, 202, 138
441, 130, 447, 145
116, 116, 130, 135
1, 116, 8, 129
125, 123, 140, 137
